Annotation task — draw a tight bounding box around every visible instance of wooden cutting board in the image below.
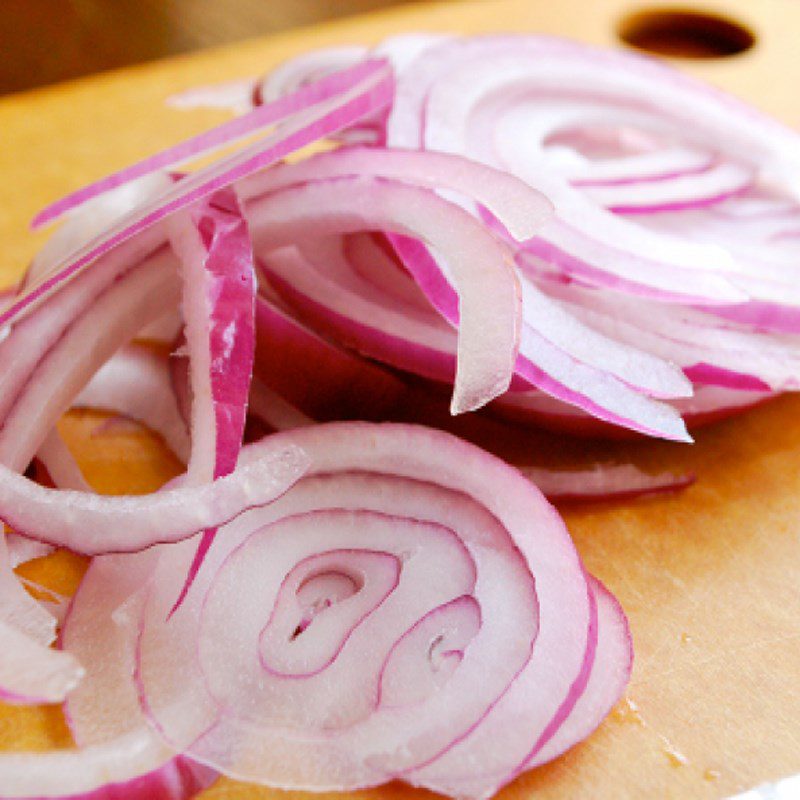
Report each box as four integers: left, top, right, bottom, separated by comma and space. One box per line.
2, 0, 800, 797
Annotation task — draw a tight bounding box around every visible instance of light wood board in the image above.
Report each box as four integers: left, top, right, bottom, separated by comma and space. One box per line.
2, 0, 800, 797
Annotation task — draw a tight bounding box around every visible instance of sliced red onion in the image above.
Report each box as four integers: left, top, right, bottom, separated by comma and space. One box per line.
32, 60, 391, 231
247, 173, 689, 436
254, 36, 448, 143
0, 535, 82, 706
343, 232, 432, 311
247, 177, 522, 413
539, 278, 800, 392
0, 251, 182, 474
386, 37, 753, 303
389, 237, 690, 439
490, 99, 753, 211
0, 550, 216, 799
124, 422, 604, 798
167, 187, 256, 595
73, 344, 190, 463
5, 59, 393, 327
583, 159, 752, 214
36, 430, 92, 492
253, 294, 411, 421
0, 243, 176, 437
0, 619, 83, 706
237, 145, 554, 242
522, 463, 694, 502
0, 738, 215, 800
496, 383, 773, 438
262, 238, 690, 440
167, 77, 259, 114
494, 577, 632, 776
0, 438, 306, 554
259, 244, 458, 384
23, 173, 176, 289
258, 46, 370, 105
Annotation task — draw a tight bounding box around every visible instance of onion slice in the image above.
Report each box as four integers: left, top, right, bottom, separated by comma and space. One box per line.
0, 441, 307, 554
247, 177, 522, 413
4, 59, 393, 327
238, 145, 554, 241
167, 187, 256, 599
73, 344, 190, 463
126, 423, 607, 798
522, 463, 694, 502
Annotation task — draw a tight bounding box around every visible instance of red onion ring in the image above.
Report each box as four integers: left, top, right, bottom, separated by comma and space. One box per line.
50, 422, 625, 800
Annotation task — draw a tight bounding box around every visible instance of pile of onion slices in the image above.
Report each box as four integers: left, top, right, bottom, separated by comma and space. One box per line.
7, 28, 800, 800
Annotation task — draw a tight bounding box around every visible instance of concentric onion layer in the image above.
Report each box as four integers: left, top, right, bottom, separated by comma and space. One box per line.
51, 423, 631, 800
235, 33, 800, 431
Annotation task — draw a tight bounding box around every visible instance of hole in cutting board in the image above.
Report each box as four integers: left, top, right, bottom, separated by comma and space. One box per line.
617, 8, 755, 58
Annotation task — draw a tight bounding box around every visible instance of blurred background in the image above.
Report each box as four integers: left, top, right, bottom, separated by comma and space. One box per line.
0, 0, 414, 95
0, 0, 755, 96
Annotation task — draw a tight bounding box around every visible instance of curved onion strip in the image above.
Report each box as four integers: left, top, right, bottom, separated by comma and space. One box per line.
0, 549, 216, 799
573, 145, 714, 185
167, 77, 258, 114
344, 232, 432, 311
258, 46, 370, 105
257, 230, 691, 440
33, 60, 390, 231
387, 37, 749, 303
495, 383, 773, 436
0, 254, 182, 473
0, 536, 55, 646
261, 236, 690, 440
539, 278, 800, 391
247, 177, 688, 436
3, 59, 393, 328
73, 344, 190, 463
24, 173, 176, 289
528, 577, 633, 769
0, 736, 214, 800
0, 619, 83, 706
0, 243, 174, 432
238, 146, 554, 242
167, 187, 256, 596
390, 237, 690, 440
247, 177, 522, 413
0, 439, 306, 554
36, 430, 92, 492
260, 245, 457, 383
522, 463, 694, 502
585, 160, 752, 213
296, 235, 431, 314
388, 233, 692, 401
635, 203, 800, 284
129, 422, 599, 798
491, 100, 753, 211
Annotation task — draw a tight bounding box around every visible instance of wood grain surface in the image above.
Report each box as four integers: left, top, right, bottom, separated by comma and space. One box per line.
2, 0, 800, 797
